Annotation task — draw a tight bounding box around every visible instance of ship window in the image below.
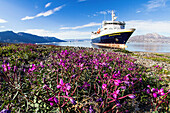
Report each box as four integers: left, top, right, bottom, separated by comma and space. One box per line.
104, 28, 107, 30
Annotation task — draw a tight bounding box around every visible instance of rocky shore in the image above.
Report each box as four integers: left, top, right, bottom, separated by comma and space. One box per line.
95, 47, 170, 72
132, 52, 170, 71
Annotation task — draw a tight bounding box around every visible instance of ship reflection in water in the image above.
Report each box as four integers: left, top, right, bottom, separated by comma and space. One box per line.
38, 41, 170, 53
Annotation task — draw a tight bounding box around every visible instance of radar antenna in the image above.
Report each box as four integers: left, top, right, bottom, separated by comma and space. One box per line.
112, 10, 117, 21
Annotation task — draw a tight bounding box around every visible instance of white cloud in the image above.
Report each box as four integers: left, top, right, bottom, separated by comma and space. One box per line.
21, 5, 65, 20
99, 11, 107, 15
36, 10, 53, 17
21, 16, 35, 20
23, 29, 90, 39
126, 20, 170, 36
54, 5, 65, 11
45, 2, 51, 8
21, 20, 170, 40
146, 0, 167, 10
0, 26, 5, 28
0, 18, 7, 23
136, 10, 141, 13
88, 10, 113, 18
60, 22, 101, 30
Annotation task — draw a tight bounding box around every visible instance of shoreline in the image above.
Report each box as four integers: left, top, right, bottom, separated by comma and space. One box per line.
0, 43, 169, 71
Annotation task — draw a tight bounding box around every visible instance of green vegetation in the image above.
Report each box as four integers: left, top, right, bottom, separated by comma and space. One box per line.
0, 43, 169, 112
143, 56, 170, 64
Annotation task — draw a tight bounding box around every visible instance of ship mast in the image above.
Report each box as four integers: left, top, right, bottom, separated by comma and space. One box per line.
112, 10, 117, 21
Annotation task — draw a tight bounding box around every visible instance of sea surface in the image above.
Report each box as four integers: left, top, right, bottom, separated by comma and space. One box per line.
38, 41, 170, 53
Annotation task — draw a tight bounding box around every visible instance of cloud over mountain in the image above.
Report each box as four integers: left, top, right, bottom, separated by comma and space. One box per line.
126, 20, 170, 36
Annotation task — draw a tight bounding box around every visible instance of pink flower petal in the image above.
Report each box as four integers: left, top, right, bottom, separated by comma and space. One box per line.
153, 93, 157, 98
102, 84, 107, 90
60, 79, 64, 85
48, 97, 54, 101
66, 85, 71, 90
66, 91, 69, 96
50, 102, 54, 106
56, 85, 61, 89
54, 97, 58, 104
128, 94, 136, 99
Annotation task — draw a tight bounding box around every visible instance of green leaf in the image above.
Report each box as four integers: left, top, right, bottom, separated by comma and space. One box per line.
12, 91, 19, 100
34, 72, 40, 75
26, 100, 29, 112
152, 111, 158, 113
50, 107, 61, 112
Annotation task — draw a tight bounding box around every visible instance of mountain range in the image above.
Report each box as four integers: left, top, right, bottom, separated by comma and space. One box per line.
0, 31, 169, 44
0, 31, 66, 43
128, 33, 170, 43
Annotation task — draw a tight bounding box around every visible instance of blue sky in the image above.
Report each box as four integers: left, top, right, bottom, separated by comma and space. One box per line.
0, 0, 170, 39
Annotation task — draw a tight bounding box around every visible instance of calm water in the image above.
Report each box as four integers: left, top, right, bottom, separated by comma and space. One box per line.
39, 41, 170, 53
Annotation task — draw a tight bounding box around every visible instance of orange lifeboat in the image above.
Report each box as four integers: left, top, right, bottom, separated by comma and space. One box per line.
97, 29, 100, 34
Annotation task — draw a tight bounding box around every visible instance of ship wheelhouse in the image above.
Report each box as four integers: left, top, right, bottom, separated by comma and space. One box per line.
101, 21, 125, 31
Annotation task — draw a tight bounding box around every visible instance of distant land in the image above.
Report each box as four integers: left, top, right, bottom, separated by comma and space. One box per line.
66, 33, 170, 43
128, 33, 170, 43
0, 31, 169, 44
0, 31, 66, 44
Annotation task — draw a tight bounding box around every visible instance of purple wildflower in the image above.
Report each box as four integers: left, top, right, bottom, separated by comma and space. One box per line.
7, 63, 11, 70
48, 97, 58, 106
158, 88, 165, 96
81, 82, 90, 90
43, 78, 46, 83
89, 106, 94, 113
151, 88, 158, 92
71, 74, 77, 79
153, 93, 157, 98
120, 86, 126, 90
2, 63, 11, 72
104, 73, 108, 77
2, 64, 7, 72
116, 102, 121, 107
102, 84, 107, 90
70, 98, 76, 105
96, 98, 103, 102
128, 94, 136, 99
146, 89, 150, 94
114, 80, 121, 86
13, 66, 17, 72
43, 84, 48, 89
112, 90, 120, 99
40, 61, 44, 68
0, 109, 11, 113
94, 66, 98, 69
147, 85, 150, 88
57, 79, 71, 96
29, 64, 36, 72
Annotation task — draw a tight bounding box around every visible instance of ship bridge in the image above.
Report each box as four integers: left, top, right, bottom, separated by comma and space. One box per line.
101, 11, 126, 30
102, 21, 125, 30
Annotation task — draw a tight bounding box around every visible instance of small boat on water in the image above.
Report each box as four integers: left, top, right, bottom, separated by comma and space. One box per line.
91, 10, 135, 48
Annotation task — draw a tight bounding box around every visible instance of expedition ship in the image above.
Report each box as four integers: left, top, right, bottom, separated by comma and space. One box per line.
91, 11, 135, 48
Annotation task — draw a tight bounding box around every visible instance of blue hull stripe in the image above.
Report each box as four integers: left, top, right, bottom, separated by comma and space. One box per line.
92, 32, 133, 44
